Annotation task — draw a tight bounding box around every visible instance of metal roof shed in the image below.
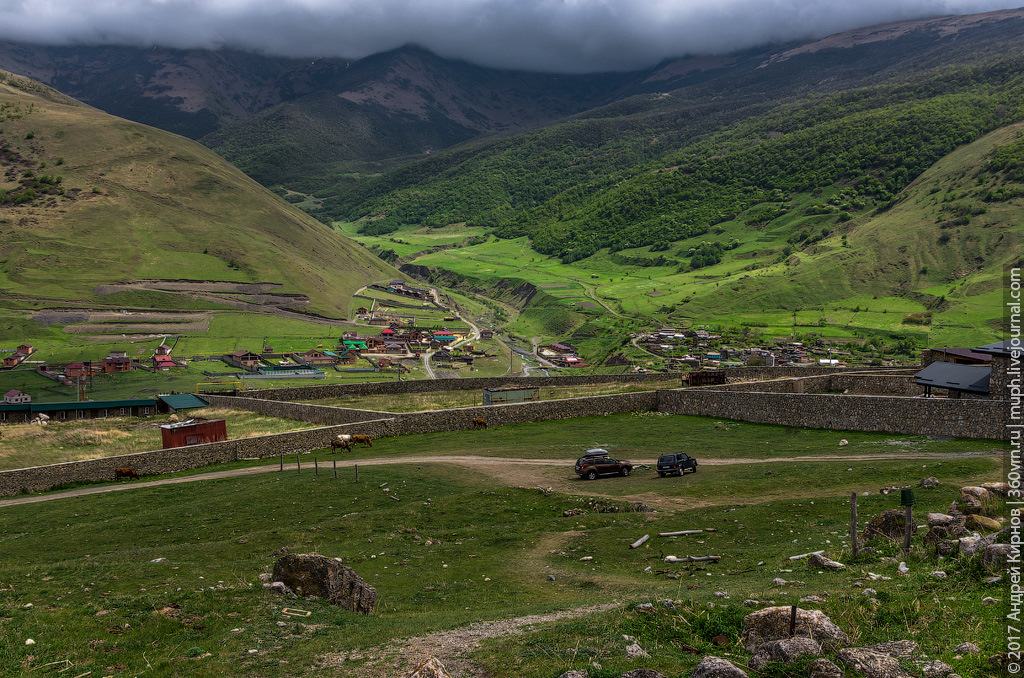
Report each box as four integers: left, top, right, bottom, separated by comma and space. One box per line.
914, 362, 990, 398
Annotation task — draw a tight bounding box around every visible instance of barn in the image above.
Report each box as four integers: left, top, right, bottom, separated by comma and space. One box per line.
160, 419, 227, 448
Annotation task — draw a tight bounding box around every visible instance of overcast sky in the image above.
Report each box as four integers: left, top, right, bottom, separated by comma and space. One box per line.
0, 0, 1018, 72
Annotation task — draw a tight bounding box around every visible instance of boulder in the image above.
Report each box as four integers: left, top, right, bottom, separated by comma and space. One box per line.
634, 603, 655, 614
954, 642, 980, 655
629, 502, 655, 512
272, 553, 376, 614
936, 540, 959, 557
747, 637, 822, 670
920, 659, 954, 677
862, 510, 916, 542
405, 657, 451, 678
620, 671, 668, 678
690, 656, 748, 678
926, 513, 954, 527
961, 486, 991, 501
557, 672, 587, 678
984, 543, 1014, 570
959, 534, 992, 557
966, 514, 1001, 532
263, 581, 296, 597
862, 640, 919, 658
808, 658, 844, 678
741, 607, 849, 653
981, 482, 1010, 497
837, 648, 915, 678
808, 553, 845, 571
625, 642, 649, 659
920, 477, 940, 488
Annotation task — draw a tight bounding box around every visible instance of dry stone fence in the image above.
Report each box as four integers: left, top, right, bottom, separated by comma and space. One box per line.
0, 368, 1008, 497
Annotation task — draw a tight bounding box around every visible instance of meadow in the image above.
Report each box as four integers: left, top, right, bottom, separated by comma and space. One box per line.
0, 413, 1005, 677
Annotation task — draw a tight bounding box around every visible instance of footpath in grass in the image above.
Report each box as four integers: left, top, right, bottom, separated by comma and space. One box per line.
0, 415, 1007, 678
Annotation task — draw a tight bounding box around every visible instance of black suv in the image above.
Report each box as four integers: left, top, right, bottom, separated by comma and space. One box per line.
657, 452, 698, 477
575, 449, 633, 480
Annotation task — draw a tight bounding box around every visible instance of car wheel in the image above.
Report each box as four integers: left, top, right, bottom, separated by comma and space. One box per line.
620, 467, 630, 477
586, 469, 598, 480
691, 466, 697, 473
658, 472, 666, 477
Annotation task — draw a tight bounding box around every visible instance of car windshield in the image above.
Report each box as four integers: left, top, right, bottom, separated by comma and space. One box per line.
658, 455, 675, 463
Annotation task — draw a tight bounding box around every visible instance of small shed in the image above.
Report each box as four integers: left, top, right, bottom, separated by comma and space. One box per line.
483, 386, 540, 406
160, 419, 227, 448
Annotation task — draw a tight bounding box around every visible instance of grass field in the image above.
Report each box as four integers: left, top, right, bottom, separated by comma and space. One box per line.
0, 407, 317, 471
0, 413, 1005, 677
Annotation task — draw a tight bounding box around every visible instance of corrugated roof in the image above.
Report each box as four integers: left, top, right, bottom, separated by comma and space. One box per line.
973, 339, 1018, 357
31, 399, 158, 411
914, 362, 990, 394
158, 394, 210, 411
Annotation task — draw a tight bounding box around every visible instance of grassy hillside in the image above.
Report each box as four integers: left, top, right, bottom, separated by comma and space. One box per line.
0, 70, 395, 318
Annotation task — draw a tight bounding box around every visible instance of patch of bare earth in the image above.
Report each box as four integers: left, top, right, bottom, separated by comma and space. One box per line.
317, 602, 619, 678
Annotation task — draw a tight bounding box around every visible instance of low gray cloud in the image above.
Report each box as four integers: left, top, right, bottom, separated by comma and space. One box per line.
0, 0, 1017, 72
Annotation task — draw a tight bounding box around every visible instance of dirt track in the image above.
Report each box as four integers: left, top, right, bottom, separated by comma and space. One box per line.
0, 451, 993, 509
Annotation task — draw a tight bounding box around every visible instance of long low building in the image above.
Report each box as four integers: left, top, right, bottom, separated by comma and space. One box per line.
0, 399, 158, 423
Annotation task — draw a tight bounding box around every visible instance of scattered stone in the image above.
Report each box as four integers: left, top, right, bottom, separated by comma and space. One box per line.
149, 557, 169, 563
800, 595, 826, 604
547, 574, 556, 581
625, 642, 649, 659
272, 546, 290, 557
808, 553, 846, 571
927, 513, 953, 527
748, 637, 822, 670
960, 486, 991, 501
920, 477, 940, 488
866, 572, 891, 581
862, 510, 917, 542
897, 562, 909, 575
936, 540, 959, 557
862, 589, 877, 597
691, 656, 749, 678
967, 514, 1001, 532
257, 573, 273, 582
981, 482, 1010, 497
264, 581, 296, 597
404, 657, 452, 678
985, 543, 1013, 571
25, 639, 35, 646
837, 648, 914, 678
952, 494, 983, 515
920, 659, 954, 677
557, 672, 587, 678
931, 571, 948, 579
808, 657, 844, 678
662, 600, 676, 610
634, 603, 655, 614
863, 641, 919, 658
959, 535, 992, 557
712, 634, 730, 646
714, 591, 730, 598
741, 606, 849, 653
276, 621, 286, 627
879, 486, 901, 495
770, 578, 788, 587
580, 556, 594, 562
839, 439, 848, 446
982, 597, 999, 605
272, 553, 376, 614
954, 642, 980, 655
563, 509, 586, 517
620, 670, 667, 678
742, 599, 759, 607
629, 502, 655, 512
984, 576, 1003, 585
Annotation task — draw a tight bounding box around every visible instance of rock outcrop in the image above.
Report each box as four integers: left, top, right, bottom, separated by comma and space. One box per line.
271, 553, 377, 614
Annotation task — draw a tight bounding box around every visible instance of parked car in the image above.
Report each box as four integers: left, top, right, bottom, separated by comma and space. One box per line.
656, 452, 698, 477
575, 451, 633, 480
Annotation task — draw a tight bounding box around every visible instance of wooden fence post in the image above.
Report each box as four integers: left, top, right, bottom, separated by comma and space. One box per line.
903, 504, 913, 556
280, 453, 283, 472
296, 454, 301, 473
333, 458, 337, 479
315, 457, 318, 476
355, 464, 359, 483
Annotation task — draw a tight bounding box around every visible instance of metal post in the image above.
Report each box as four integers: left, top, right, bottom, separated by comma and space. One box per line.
333, 458, 337, 478
788, 604, 797, 637
280, 453, 283, 472
296, 454, 301, 473
850, 492, 859, 559
315, 458, 318, 475
355, 464, 359, 483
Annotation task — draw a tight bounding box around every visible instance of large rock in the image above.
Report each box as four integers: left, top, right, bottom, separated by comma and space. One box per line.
952, 494, 983, 515
920, 477, 940, 488
961, 486, 991, 501
920, 659, 955, 677
862, 510, 916, 542
808, 658, 844, 678
741, 607, 849, 653
748, 637, 822, 670
691, 656, 748, 677
837, 648, 915, 678
405, 657, 451, 678
272, 553, 377, 615
985, 544, 1014, 570
863, 640, 919, 658
959, 534, 993, 557
966, 514, 1001, 532
981, 482, 1010, 497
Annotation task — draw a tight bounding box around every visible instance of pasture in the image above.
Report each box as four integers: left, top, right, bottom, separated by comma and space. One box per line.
0, 413, 1005, 677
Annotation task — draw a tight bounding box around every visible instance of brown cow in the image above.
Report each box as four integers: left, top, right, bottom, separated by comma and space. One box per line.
351, 434, 373, 447
330, 438, 352, 453
471, 417, 487, 429
115, 467, 140, 480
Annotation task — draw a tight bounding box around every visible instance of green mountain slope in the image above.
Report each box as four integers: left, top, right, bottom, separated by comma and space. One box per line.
0, 71, 395, 318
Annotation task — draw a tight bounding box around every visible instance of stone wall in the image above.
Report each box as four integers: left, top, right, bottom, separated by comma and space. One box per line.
657, 389, 1008, 439
703, 373, 923, 396
205, 394, 390, 425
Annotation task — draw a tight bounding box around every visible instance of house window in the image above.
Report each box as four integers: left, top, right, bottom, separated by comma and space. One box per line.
59, 411, 66, 421
120, 407, 127, 416
77, 410, 85, 419
1, 412, 5, 421
186, 435, 199, 445
143, 407, 150, 415
102, 409, 109, 418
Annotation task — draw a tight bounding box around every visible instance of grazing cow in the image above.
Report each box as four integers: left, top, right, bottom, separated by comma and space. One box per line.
330, 438, 352, 453
114, 467, 140, 480
472, 417, 487, 429
351, 434, 373, 447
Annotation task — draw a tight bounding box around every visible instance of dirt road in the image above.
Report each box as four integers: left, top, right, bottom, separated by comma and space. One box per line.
0, 451, 992, 509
